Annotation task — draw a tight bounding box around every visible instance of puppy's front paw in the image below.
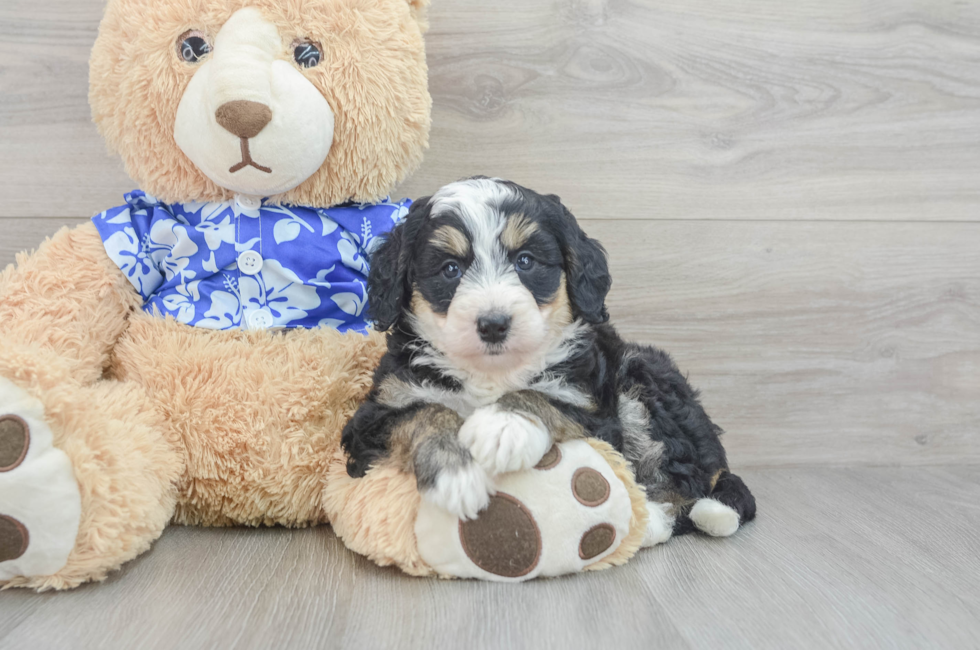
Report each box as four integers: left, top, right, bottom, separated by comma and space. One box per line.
459, 406, 551, 476
421, 462, 494, 521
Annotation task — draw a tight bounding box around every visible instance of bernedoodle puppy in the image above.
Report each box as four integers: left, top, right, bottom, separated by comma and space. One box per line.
342, 177, 756, 545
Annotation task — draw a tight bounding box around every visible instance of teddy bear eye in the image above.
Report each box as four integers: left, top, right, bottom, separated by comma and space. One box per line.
293, 40, 322, 69
178, 31, 212, 64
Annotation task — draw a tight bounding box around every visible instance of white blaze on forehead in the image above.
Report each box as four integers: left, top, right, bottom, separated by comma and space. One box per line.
429, 178, 522, 306
412, 178, 579, 395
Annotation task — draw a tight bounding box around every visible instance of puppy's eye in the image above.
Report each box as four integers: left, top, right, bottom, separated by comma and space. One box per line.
442, 261, 461, 280
515, 254, 535, 272
178, 31, 212, 63
293, 40, 322, 69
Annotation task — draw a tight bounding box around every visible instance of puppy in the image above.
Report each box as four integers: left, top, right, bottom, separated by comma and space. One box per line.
342, 177, 756, 545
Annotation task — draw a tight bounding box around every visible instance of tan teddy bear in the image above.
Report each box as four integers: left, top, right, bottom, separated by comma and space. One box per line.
0, 0, 645, 590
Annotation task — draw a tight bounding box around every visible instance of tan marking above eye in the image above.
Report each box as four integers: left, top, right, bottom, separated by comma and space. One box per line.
500, 213, 539, 250
431, 225, 470, 257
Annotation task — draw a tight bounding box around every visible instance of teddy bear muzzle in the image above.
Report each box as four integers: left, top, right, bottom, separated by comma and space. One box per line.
174, 7, 335, 198
215, 100, 275, 174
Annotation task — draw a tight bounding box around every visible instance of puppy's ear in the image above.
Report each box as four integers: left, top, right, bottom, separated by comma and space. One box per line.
367, 197, 430, 331
555, 202, 611, 324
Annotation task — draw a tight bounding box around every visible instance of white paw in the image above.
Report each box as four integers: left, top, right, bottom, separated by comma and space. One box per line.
641, 500, 675, 547
458, 405, 551, 476
0, 378, 81, 580
689, 498, 740, 537
421, 462, 494, 521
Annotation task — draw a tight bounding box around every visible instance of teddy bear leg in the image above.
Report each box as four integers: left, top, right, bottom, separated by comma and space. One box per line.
0, 222, 179, 590
0, 377, 182, 590
414, 439, 648, 581
322, 449, 436, 577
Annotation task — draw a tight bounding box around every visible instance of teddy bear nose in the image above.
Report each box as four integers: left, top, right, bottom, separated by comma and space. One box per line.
215, 100, 273, 139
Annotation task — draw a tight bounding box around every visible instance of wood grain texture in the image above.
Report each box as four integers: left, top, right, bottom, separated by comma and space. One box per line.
2, 2, 979, 647
3, 218, 977, 467
2, 0, 980, 219
1, 467, 978, 650
596, 219, 980, 467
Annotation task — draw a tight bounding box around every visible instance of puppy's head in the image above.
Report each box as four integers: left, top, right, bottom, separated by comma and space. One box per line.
368, 177, 610, 374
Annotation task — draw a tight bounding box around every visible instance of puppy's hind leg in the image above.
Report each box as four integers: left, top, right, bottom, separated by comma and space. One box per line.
689, 471, 756, 538
640, 500, 676, 547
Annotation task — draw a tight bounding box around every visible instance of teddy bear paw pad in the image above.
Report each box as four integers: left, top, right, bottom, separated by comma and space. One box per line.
458, 494, 541, 578
0, 415, 30, 472
571, 467, 610, 506
533, 444, 561, 470
0, 515, 29, 563
579, 523, 616, 560
415, 439, 633, 581
0, 378, 81, 581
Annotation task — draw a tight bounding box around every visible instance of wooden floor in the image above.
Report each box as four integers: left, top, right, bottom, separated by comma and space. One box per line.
3, 468, 979, 650
1, 0, 979, 648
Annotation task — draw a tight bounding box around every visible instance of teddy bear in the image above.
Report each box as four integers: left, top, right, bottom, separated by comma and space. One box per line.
0, 0, 647, 590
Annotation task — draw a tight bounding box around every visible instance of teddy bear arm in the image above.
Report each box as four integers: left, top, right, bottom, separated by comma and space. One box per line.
0, 221, 141, 391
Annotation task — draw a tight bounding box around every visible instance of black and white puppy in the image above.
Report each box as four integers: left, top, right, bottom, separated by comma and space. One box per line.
342, 177, 756, 545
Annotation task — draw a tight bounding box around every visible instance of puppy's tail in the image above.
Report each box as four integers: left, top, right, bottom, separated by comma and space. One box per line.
673, 471, 756, 537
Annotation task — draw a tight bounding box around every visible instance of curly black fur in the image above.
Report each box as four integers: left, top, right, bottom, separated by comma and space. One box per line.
342, 177, 755, 534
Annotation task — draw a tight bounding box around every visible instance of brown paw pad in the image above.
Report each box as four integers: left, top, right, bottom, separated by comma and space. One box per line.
579, 523, 616, 560
459, 493, 542, 578
0, 515, 29, 563
572, 467, 610, 506
0, 415, 29, 472
534, 444, 561, 470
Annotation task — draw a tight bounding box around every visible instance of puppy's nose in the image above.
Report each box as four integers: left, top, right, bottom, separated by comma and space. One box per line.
215, 100, 273, 139
477, 314, 512, 344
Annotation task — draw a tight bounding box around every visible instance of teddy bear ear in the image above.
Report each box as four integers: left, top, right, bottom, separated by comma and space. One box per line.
405, 0, 431, 30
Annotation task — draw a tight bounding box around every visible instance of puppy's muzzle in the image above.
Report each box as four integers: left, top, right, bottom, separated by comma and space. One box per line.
477, 313, 512, 345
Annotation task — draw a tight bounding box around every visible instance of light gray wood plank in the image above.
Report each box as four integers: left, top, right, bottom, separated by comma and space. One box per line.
595, 219, 980, 467
3, 1, 980, 220
337, 558, 690, 650
1, 467, 978, 650
0, 527, 359, 650
3, 218, 976, 466
635, 466, 980, 650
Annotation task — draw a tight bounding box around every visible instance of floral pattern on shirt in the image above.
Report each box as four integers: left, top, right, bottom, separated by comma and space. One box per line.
93, 191, 409, 332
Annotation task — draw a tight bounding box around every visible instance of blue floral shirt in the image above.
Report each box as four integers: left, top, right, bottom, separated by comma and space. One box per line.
92, 191, 409, 332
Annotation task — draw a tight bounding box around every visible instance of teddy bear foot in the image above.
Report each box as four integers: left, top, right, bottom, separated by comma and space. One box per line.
0, 378, 81, 582
414, 439, 634, 581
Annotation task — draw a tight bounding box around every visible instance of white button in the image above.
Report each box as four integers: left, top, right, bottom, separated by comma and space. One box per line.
238, 251, 264, 276
235, 194, 262, 210
248, 308, 274, 330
